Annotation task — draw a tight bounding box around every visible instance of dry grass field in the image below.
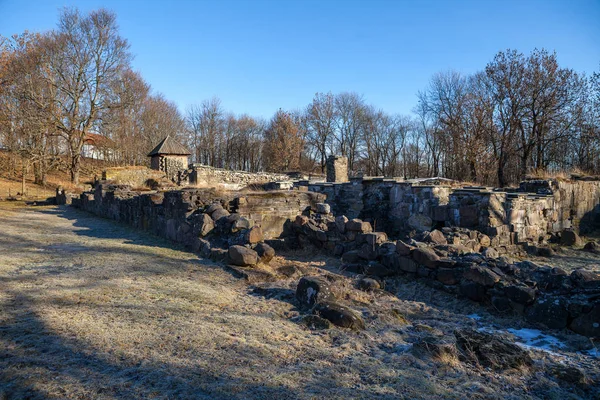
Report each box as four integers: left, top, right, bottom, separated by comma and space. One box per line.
0, 202, 598, 399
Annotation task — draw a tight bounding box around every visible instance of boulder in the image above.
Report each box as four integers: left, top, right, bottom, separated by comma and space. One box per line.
460, 281, 487, 302
231, 217, 251, 232
570, 268, 600, 289
228, 245, 259, 266
408, 214, 432, 232
346, 219, 372, 233
463, 265, 501, 287
504, 285, 536, 305
357, 277, 381, 291
412, 247, 440, 268
525, 296, 569, 329
454, 328, 533, 370
425, 229, 447, 245
583, 241, 599, 253
206, 203, 223, 215
478, 234, 491, 247
396, 240, 415, 256
254, 242, 275, 264
296, 276, 334, 308
315, 203, 331, 214
245, 226, 263, 244
197, 213, 215, 237
313, 302, 365, 330
569, 303, 600, 337
561, 230, 582, 246
211, 207, 230, 221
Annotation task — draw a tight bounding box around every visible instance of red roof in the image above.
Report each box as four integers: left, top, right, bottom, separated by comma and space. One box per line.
84, 133, 116, 148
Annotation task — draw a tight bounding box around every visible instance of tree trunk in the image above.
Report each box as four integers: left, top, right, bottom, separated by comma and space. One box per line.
70, 154, 80, 184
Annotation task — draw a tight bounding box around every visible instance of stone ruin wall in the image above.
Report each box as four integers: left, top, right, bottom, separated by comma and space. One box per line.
72, 183, 325, 246
189, 165, 289, 189
300, 177, 600, 247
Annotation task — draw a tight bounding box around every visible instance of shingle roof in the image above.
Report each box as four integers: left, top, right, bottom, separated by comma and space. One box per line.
147, 135, 191, 156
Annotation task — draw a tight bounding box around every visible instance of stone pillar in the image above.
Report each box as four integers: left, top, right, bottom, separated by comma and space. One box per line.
326, 155, 348, 183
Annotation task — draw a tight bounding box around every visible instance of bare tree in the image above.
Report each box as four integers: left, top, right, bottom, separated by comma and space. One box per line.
42, 8, 131, 183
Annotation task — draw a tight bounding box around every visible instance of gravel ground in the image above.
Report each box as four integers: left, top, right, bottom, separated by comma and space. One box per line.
0, 202, 598, 399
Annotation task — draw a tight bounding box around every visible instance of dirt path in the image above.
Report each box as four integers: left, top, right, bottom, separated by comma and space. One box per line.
0, 203, 597, 399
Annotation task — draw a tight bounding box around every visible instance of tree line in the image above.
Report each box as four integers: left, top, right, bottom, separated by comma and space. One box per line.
1, 8, 598, 186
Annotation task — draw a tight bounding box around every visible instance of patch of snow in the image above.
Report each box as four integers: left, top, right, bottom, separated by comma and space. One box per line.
507, 328, 566, 351
467, 313, 482, 320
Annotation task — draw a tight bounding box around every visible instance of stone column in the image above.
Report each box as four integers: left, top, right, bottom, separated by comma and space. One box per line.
326, 155, 348, 183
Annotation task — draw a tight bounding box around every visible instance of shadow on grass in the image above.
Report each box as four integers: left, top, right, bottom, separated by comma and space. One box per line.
0, 289, 306, 399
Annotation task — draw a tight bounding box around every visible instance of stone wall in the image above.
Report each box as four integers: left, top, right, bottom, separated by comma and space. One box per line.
300, 177, 600, 244
71, 183, 325, 246
102, 167, 168, 188
189, 164, 290, 189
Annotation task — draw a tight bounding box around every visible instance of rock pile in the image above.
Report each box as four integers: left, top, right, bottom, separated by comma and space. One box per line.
289, 206, 600, 338
191, 202, 275, 267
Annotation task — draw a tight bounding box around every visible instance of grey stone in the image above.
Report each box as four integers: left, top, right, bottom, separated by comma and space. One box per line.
296, 276, 334, 308
228, 245, 259, 266
346, 219, 372, 233
425, 229, 447, 245
357, 277, 381, 291
569, 304, 600, 337
231, 216, 251, 232
463, 265, 501, 287
526, 296, 569, 329
313, 301, 365, 330
460, 281, 487, 302
254, 242, 275, 264
504, 285, 536, 304
197, 213, 214, 237
412, 247, 440, 268
396, 240, 415, 256
561, 230, 582, 246
315, 203, 331, 214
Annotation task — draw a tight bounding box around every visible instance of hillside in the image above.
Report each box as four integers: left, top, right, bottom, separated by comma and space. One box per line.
0, 151, 123, 199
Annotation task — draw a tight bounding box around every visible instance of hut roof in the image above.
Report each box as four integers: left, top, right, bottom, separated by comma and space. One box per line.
147, 135, 191, 156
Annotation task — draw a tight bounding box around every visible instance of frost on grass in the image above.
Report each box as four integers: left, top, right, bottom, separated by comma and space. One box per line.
0, 202, 598, 399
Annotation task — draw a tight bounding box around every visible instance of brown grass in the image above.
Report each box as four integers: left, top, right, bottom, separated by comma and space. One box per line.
0, 203, 598, 399
525, 167, 590, 181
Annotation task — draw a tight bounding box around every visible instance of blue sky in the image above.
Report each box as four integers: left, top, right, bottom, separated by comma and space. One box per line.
1, 0, 599, 119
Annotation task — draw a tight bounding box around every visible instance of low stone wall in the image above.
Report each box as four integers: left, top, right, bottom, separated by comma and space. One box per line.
71, 183, 325, 248
290, 211, 600, 338
189, 165, 290, 189
102, 167, 168, 188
